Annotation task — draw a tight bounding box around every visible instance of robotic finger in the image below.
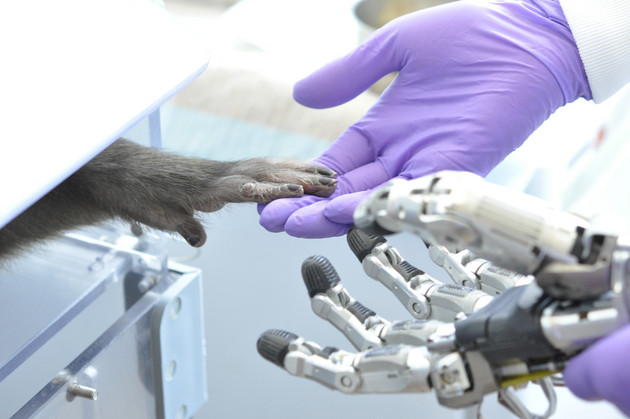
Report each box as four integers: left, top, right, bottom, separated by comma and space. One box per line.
256, 326, 502, 410
301, 254, 385, 350
257, 329, 433, 395
346, 228, 494, 321
301, 254, 449, 349
427, 245, 533, 295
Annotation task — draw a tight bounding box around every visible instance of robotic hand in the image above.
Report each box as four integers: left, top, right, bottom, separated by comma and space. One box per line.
258, 171, 630, 418
258, 0, 590, 238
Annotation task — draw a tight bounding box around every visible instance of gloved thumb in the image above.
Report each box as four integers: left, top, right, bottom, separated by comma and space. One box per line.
564, 324, 630, 416
293, 25, 401, 109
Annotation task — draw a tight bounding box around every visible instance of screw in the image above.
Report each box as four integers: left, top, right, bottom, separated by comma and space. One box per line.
138, 276, 158, 293
67, 382, 98, 401
440, 371, 455, 384
439, 365, 459, 385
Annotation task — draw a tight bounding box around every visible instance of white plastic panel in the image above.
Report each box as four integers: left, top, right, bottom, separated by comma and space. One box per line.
0, 0, 209, 229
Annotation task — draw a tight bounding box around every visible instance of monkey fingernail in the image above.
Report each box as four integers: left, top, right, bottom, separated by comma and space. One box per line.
317, 167, 337, 177
130, 222, 144, 236
319, 177, 338, 186
287, 184, 303, 193
184, 234, 203, 247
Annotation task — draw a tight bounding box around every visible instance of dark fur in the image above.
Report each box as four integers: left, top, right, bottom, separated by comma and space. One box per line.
0, 138, 337, 258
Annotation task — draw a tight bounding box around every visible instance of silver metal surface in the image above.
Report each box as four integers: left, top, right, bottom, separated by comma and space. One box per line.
151, 263, 207, 419
17, 274, 165, 418
67, 381, 98, 401
362, 250, 430, 319
0, 230, 134, 382
429, 246, 478, 289
2, 225, 206, 418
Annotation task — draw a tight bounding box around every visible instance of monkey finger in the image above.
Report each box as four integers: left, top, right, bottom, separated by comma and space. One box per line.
241, 182, 309, 203
262, 170, 337, 197
302, 176, 338, 197
252, 159, 337, 179
244, 159, 337, 192
176, 218, 207, 248
130, 221, 144, 237
297, 164, 338, 178
315, 165, 338, 177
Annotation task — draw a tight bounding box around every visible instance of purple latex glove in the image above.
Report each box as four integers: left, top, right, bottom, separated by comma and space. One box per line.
564, 324, 630, 416
258, 0, 590, 237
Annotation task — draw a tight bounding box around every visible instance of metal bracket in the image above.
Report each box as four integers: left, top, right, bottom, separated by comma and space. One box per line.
151, 267, 207, 419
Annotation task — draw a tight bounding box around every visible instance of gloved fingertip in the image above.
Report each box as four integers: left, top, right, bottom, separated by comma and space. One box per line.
257, 203, 266, 215
563, 360, 601, 401
285, 221, 350, 238
258, 195, 328, 232
258, 204, 290, 233
293, 32, 400, 110
293, 77, 340, 109
284, 207, 351, 238
258, 216, 286, 233
323, 194, 365, 225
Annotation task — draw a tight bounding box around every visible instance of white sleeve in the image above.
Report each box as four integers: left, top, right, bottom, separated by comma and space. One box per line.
559, 0, 630, 102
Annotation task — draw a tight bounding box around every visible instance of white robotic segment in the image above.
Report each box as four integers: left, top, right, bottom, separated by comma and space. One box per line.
356, 171, 590, 274
0, 0, 209, 229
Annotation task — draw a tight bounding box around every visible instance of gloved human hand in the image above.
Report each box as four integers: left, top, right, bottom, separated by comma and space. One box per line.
258, 0, 590, 237
563, 324, 630, 416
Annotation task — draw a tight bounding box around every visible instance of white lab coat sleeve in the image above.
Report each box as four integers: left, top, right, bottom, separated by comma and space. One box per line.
559, 0, 630, 102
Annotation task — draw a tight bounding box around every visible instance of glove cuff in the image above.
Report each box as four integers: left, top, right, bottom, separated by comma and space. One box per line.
559, 0, 630, 102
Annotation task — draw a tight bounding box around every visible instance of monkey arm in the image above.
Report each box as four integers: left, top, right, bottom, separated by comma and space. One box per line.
0, 139, 337, 258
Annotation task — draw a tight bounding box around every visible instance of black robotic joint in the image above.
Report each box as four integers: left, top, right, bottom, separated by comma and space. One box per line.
454, 285, 559, 366
396, 260, 426, 282
257, 329, 299, 367
348, 301, 377, 323
346, 227, 388, 262
302, 255, 341, 298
